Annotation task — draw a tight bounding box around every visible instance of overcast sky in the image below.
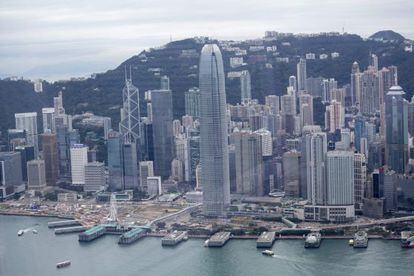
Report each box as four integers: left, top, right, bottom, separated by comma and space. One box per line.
1, 0, 413, 80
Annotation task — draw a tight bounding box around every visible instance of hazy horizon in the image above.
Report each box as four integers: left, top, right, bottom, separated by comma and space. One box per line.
1, 0, 413, 81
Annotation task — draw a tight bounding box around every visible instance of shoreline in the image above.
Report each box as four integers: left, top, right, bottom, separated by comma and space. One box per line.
0, 211, 74, 220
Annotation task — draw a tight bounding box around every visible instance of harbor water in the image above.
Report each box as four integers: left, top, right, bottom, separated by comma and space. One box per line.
0, 215, 413, 276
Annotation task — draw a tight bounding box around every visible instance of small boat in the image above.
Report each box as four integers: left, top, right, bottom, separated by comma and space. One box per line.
204, 239, 209, 247
262, 250, 274, 256
32, 229, 38, 234
17, 230, 24, 236
56, 260, 71, 269
348, 239, 354, 246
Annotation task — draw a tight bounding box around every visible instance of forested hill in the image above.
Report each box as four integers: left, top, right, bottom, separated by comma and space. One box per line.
1, 31, 413, 133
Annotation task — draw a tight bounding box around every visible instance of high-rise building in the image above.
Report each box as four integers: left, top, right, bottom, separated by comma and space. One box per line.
42, 108, 55, 133
171, 159, 184, 182
84, 162, 105, 192
107, 131, 124, 191
350, 61, 361, 105
289, 75, 297, 92
306, 132, 327, 205
322, 78, 338, 102
160, 75, 170, 90
240, 70, 251, 103
254, 128, 272, 157
27, 160, 46, 189
385, 86, 409, 173
185, 87, 201, 118
325, 100, 344, 133
299, 93, 313, 127
379, 66, 398, 137
119, 74, 140, 143
265, 95, 280, 114
151, 89, 174, 179
234, 131, 264, 196
15, 112, 38, 158
0, 152, 23, 199
122, 141, 139, 189
283, 150, 301, 197
139, 161, 154, 192
360, 68, 379, 115
326, 151, 354, 206
15, 145, 34, 182
41, 133, 58, 186
199, 44, 230, 216
70, 144, 88, 185
188, 129, 200, 186
297, 58, 307, 91
354, 153, 366, 211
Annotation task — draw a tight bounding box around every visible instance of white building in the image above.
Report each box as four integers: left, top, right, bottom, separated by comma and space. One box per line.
254, 128, 273, 157
15, 112, 38, 158
70, 144, 88, 185
326, 150, 354, 206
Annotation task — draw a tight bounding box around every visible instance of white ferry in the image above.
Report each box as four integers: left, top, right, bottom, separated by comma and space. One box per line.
262, 250, 274, 256
56, 260, 71, 269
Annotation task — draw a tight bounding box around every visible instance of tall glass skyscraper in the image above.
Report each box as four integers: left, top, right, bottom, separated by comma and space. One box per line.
199, 44, 230, 217
385, 85, 408, 173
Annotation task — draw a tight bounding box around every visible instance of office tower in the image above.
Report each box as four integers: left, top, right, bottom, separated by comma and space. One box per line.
188, 129, 200, 186
53, 91, 72, 131
379, 66, 398, 137
408, 97, 414, 137
151, 89, 174, 179
234, 131, 264, 196
296, 58, 307, 91
326, 151, 354, 206
41, 133, 58, 186
160, 75, 170, 90
119, 73, 140, 143
175, 136, 190, 181
265, 95, 280, 114
84, 162, 105, 193
7, 129, 26, 150
385, 86, 409, 173
240, 70, 251, 103
140, 119, 154, 161
107, 131, 124, 191
299, 93, 313, 127
360, 68, 379, 115
283, 150, 301, 197
254, 128, 272, 157
54, 91, 65, 115
146, 102, 153, 122
383, 170, 397, 212
249, 115, 263, 131
102, 117, 112, 140
147, 176, 162, 196
88, 149, 97, 163
15, 145, 34, 182
354, 113, 365, 152
15, 112, 38, 158
350, 61, 361, 105
0, 152, 23, 199
306, 132, 327, 205
56, 126, 73, 179
185, 87, 201, 118
27, 160, 46, 189
139, 161, 154, 192
325, 100, 344, 133
199, 44, 230, 216
354, 153, 366, 211
42, 108, 55, 133
289, 75, 297, 92
281, 94, 296, 115
173, 120, 182, 137
122, 141, 139, 189
171, 159, 184, 182
70, 144, 88, 185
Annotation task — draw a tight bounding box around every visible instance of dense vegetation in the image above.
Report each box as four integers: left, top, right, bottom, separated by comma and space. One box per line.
1, 31, 413, 134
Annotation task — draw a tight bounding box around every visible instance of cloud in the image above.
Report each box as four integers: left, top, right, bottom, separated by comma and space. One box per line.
0, 0, 413, 80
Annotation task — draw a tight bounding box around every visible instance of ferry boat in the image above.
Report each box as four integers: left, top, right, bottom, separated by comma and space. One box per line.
17, 230, 24, 236
348, 239, 354, 246
56, 260, 71, 269
401, 231, 414, 248
304, 232, 321, 248
353, 231, 368, 248
262, 250, 274, 256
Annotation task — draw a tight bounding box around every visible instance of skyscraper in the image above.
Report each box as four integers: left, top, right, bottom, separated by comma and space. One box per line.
84, 162, 105, 193
107, 131, 124, 191
151, 89, 174, 179
240, 70, 251, 103
185, 87, 201, 118
199, 44, 230, 216
42, 107, 55, 133
15, 112, 38, 158
350, 61, 361, 105
41, 133, 58, 186
0, 152, 23, 199
306, 132, 327, 205
119, 73, 140, 143
297, 58, 307, 91
360, 68, 379, 115
354, 153, 366, 211
385, 86, 409, 173
326, 151, 354, 206
27, 159, 46, 189
289, 75, 297, 92
70, 144, 88, 185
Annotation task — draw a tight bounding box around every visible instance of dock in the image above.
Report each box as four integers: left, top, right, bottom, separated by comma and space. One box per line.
256, 231, 276, 248
118, 227, 147, 244
48, 220, 80, 228
55, 226, 86, 235
78, 225, 106, 242
161, 231, 188, 246
207, 232, 231, 247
